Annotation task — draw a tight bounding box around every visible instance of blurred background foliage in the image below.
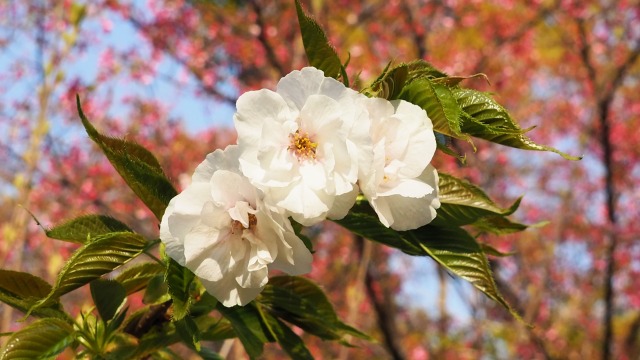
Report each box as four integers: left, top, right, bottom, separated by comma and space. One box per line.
1, 0, 639, 358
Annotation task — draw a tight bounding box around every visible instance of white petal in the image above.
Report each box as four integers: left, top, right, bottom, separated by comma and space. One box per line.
377, 178, 433, 198
160, 201, 186, 266
327, 185, 359, 220
200, 275, 264, 307
276, 67, 346, 110
299, 162, 327, 190
273, 183, 331, 225
234, 89, 291, 144
370, 166, 441, 231
192, 145, 241, 183
270, 230, 313, 275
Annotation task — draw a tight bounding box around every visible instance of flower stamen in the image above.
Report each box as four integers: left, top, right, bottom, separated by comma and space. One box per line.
230, 214, 258, 234
288, 130, 317, 161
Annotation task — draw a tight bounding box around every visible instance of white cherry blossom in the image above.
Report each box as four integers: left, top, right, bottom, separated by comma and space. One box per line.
234, 67, 371, 225
359, 98, 440, 230
160, 145, 312, 307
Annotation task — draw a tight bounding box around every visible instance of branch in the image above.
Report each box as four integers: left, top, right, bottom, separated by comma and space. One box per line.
358, 238, 405, 360
400, 0, 427, 59
126, 16, 236, 105
576, 15, 640, 360
248, 0, 287, 77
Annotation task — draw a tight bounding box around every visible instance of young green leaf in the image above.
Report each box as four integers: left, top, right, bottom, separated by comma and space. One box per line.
30, 232, 147, 312
260, 276, 371, 342
0, 318, 74, 360
454, 88, 581, 160
164, 257, 195, 321
369, 63, 409, 100
115, 262, 166, 295
90, 278, 127, 322
77, 96, 178, 220
431, 172, 521, 227
398, 78, 467, 140
216, 303, 270, 359
45, 215, 132, 244
294, 0, 343, 79
0, 270, 69, 320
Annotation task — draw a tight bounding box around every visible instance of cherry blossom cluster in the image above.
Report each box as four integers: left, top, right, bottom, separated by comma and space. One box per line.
160, 67, 440, 307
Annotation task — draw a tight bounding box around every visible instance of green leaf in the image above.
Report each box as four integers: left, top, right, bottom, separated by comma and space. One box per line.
31, 232, 147, 311
369, 63, 409, 100
90, 279, 126, 322
405, 226, 521, 321
480, 243, 516, 257
291, 220, 314, 253
143, 274, 170, 305
197, 316, 235, 342
164, 257, 195, 321
175, 316, 201, 352
77, 96, 178, 220
0, 270, 51, 299
260, 276, 370, 342
0, 270, 68, 320
0, 318, 74, 360
115, 262, 166, 295
431, 172, 521, 227
216, 303, 270, 359
398, 78, 466, 140
472, 216, 528, 235
45, 215, 132, 244
453, 88, 581, 160
336, 209, 522, 322
335, 209, 424, 256
258, 308, 313, 360
295, 0, 343, 79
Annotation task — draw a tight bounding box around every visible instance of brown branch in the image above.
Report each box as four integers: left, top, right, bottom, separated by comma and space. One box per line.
576, 15, 640, 360
357, 237, 405, 360
400, 0, 427, 59
247, 0, 287, 77
491, 263, 555, 360
126, 16, 236, 105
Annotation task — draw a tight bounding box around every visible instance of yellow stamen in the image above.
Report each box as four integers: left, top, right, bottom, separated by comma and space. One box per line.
288, 130, 317, 160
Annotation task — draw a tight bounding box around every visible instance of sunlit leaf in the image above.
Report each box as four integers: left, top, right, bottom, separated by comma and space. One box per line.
31, 232, 147, 312
295, 0, 343, 79
164, 257, 195, 321
90, 278, 126, 322
115, 262, 165, 295
77, 96, 178, 221
406, 226, 521, 321
336, 209, 522, 322
0, 270, 68, 320
0, 318, 74, 360
432, 172, 521, 227
398, 78, 467, 140
472, 216, 528, 235
454, 88, 581, 160
45, 215, 132, 244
